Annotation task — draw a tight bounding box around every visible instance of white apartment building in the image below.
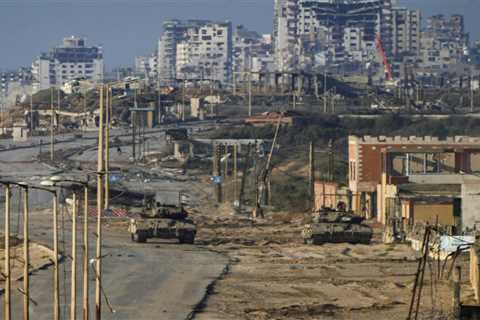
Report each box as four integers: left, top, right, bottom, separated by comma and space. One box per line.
32, 36, 103, 93
158, 20, 233, 85
392, 7, 421, 59
135, 53, 158, 81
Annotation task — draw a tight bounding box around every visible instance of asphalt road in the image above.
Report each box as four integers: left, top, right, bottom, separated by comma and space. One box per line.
0, 126, 228, 319
6, 211, 227, 320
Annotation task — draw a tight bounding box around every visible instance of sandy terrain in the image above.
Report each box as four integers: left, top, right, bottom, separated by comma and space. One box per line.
192, 203, 474, 320
0, 239, 56, 289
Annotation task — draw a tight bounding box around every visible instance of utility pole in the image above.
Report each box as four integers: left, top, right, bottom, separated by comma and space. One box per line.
233, 144, 238, 204
132, 90, 137, 162
50, 87, 55, 161
53, 191, 60, 320
30, 92, 33, 133
83, 182, 89, 320
309, 142, 315, 209
328, 140, 334, 182
22, 186, 30, 320
239, 144, 250, 211
323, 70, 327, 113
233, 71, 236, 96
470, 71, 475, 113
213, 144, 222, 203
71, 192, 78, 320
104, 87, 110, 210
182, 80, 186, 122
248, 71, 252, 116
4, 184, 11, 320
95, 86, 105, 320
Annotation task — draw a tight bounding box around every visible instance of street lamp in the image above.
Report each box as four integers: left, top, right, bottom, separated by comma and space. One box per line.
48, 176, 90, 320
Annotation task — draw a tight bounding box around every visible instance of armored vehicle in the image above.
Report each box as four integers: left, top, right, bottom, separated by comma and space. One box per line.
128, 191, 196, 244
302, 209, 372, 245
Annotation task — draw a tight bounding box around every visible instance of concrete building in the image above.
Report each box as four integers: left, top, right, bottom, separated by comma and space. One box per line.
274, 0, 393, 69
349, 135, 480, 231
391, 7, 421, 60
32, 36, 103, 92
158, 20, 233, 85
134, 53, 158, 82
420, 14, 469, 70
233, 25, 273, 82
273, 0, 300, 71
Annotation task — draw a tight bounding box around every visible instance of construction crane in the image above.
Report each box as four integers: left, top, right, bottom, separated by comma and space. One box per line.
253, 114, 282, 218
375, 33, 395, 84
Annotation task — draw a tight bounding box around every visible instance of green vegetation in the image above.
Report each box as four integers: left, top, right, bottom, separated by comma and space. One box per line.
207, 114, 480, 211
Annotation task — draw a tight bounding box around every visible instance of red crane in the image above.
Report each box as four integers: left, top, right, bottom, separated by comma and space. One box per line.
375, 33, 394, 82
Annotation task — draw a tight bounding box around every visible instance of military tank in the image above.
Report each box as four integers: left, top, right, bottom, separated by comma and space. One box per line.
302, 209, 373, 245
128, 191, 196, 244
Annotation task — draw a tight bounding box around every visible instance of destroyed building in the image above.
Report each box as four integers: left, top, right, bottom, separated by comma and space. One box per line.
420, 14, 470, 70
274, 0, 397, 70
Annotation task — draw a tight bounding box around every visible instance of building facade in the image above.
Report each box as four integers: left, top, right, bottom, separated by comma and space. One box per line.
158, 20, 233, 85
135, 53, 158, 82
273, 0, 394, 70
391, 7, 421, 60
420, 14, 469, 70
349, 135, 480, 230
32, 36, 104, 92
233, 25, 273, 82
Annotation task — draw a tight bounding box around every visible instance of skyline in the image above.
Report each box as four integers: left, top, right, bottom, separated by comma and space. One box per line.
1, 0, 479, 70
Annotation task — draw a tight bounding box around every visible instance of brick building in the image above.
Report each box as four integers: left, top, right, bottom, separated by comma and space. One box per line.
348, 135, 480, 227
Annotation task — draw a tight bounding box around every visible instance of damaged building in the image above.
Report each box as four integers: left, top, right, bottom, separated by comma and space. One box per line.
158, 19, 233, 85
349, 135, 480, 233
274, 0, 395, 70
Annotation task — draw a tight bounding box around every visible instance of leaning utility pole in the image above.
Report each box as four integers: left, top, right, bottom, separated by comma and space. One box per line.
95, 86, 105, 320
4, 184, 11, 320
22, 187, 30, 320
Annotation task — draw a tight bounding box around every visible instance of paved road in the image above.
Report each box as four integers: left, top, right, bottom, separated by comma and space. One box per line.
6, 211, 227, 320
0, 126, 228, 319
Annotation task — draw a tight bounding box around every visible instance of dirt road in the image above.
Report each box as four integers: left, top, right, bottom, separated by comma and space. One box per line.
193, 204, 473, 320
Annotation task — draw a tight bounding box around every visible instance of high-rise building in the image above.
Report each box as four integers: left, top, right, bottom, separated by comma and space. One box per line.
273, 0, 394, 70
158, 20, 233, 85
391, 7, 421, 59
420, 14, 469, 69
135, 52, 158, 81
31, 36, 103, 92
233, 25, 273, 82
273, 0, 299, 71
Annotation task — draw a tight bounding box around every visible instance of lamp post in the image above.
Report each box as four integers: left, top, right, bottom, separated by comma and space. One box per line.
47, 176, 91, 320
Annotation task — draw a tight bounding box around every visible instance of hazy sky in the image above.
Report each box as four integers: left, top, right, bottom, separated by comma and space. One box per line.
0, 0, 479, 70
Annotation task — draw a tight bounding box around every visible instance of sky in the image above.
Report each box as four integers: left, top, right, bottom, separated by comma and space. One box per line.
0, 0, 479, 70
